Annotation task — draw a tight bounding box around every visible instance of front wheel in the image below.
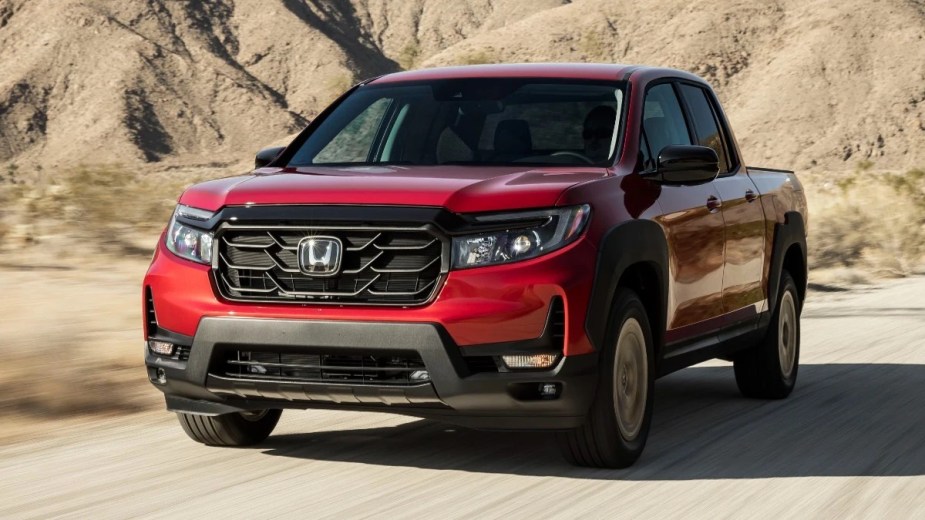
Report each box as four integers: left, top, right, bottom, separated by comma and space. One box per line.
556, 289, 655, 468
177, 409, 282, 446
734, 271, 801, 399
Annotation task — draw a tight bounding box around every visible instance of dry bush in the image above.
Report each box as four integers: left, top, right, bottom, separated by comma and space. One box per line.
60, 165, 181, 235
808, 168, 925, 275
454, 47, 499, 65
398, 41, 421, 70
3, 164, 185, 254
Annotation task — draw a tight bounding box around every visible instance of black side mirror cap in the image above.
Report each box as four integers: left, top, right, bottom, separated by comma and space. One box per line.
255, 146, 286, 169
643, 145, 719, 185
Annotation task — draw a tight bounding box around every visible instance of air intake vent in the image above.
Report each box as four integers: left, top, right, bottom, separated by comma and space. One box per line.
145, 287, 158, 338
175, 346, 191, 362
217, 350, 429, 386
549, 297, 565, 347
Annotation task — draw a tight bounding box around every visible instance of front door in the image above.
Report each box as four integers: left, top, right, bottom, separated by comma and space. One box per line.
640, 83, 726, 345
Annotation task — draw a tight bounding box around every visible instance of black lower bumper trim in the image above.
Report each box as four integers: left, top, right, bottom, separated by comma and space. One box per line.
148, 317, 599, 430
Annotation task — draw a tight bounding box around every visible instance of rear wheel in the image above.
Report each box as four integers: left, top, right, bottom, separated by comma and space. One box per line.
734, 271, 801, 399
556, 289, 655, 468
177, 409, 282, 446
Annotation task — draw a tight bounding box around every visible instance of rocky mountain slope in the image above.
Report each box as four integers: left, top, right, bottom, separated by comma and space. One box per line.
0, 0, 923, 173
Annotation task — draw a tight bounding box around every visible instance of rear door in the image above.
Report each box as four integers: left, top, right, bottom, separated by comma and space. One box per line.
642, 83, 726, 344
677, 83, 766, 326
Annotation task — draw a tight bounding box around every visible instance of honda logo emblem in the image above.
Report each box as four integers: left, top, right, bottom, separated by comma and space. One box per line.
297, 237, 342, 277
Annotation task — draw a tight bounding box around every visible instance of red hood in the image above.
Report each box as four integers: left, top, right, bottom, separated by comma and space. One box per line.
178, 165, 609, 213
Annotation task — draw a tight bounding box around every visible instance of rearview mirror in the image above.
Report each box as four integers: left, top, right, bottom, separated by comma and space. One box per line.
255, 146, 286, 169
644, 145, 719, 185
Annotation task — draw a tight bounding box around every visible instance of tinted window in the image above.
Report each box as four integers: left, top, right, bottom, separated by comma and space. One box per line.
288, 80, 625, 167
314, 98, 391, 163
477, 99, 618, 152
641, 84, 691, 170
679, 84, 730, 173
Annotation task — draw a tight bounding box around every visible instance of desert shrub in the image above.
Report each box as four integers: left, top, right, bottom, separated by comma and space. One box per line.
454, 47, 498, 65
60, 165, 181, 234
398, 41, 421, 69
2, 164, 185, 254
808, 169, 925, 275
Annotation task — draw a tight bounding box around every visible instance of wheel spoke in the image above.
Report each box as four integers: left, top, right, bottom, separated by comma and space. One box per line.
778, 291, 797, 378
614, 317, 648, 441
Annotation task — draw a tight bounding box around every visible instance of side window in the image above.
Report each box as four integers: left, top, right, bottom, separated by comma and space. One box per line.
679, 84, 731, 173
314, 98, 391, 163
641, 84, 692, 170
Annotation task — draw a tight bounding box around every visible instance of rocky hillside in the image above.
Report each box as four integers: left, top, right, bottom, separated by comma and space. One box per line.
0, 0, 923, 173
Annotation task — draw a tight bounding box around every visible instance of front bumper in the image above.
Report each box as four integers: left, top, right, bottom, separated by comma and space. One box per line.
145, 214, 600, 429
147, 317, 598, 430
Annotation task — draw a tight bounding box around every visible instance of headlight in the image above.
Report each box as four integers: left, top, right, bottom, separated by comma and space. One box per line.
165, 204, 214, 264
452, 205, 590, 269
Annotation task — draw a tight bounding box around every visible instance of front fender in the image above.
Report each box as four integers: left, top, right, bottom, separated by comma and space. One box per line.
585, 219, 669, 354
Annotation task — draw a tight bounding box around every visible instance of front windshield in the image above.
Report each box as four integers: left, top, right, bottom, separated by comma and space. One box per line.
288, 79, 625, 167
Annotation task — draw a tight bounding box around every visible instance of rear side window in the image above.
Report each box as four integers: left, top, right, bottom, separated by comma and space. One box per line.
641, 84, 692, 170
678, 84, 731, 173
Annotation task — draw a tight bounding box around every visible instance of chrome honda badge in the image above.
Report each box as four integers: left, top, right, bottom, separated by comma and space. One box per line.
297, 236, 343, 277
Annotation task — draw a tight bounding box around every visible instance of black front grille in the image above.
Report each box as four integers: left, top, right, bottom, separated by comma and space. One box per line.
218, 350, 429, 386
215, 225, 445, 304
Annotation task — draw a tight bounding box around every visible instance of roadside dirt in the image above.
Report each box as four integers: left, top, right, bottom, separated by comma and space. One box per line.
1, 275, 923, 517
0, 257, 159, 444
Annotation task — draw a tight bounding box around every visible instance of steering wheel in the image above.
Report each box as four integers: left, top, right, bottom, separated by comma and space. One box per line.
550, 151, 595, 164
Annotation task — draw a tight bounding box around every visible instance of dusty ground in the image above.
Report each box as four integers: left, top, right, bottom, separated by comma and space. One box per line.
0, 258, 159, 443
1, 268, 924, 518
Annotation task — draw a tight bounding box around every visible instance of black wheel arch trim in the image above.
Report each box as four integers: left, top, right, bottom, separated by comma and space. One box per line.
767, 211, 808, 318
585, 219, 669, 355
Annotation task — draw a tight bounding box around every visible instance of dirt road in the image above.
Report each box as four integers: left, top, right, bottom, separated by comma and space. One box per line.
3, 277, 925, 519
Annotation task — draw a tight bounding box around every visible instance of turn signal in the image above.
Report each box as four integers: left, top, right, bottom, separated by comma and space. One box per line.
148, 340, 175, 356
501, 354, 560, 370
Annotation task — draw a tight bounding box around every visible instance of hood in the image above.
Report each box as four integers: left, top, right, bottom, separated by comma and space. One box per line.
178, 165, 609, 214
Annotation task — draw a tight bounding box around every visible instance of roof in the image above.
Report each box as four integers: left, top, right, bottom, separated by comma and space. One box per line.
369, 63, 640, 84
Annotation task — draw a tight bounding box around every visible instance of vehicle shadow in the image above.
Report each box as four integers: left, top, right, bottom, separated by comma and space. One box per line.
258, 363, 925, 480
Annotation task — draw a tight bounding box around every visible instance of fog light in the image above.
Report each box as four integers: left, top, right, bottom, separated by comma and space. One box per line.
155, 367, 167, 384
410, 370, 430, 382
501, 354, 560, 369
148, 340, 175, 356
539, 383, 560, 399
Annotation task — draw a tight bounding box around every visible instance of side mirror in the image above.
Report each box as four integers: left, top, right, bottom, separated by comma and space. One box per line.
644, 145, 719, 185
254, 146, 286, 168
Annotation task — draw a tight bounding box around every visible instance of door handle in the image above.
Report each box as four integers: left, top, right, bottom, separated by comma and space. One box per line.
706, 195, 722, 212
745, 189, 758, 203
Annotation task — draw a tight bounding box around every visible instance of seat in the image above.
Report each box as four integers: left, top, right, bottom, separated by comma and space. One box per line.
436, 127, 474, 163
492, 119, 532, 161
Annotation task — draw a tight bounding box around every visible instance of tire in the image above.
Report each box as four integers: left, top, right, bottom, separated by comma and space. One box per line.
734, 271, 801, 399
556, 289, 655, 468
177, 409, 282, 446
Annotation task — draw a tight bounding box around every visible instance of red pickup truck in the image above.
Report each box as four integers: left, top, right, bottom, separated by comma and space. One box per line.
143, 64, 808, 468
